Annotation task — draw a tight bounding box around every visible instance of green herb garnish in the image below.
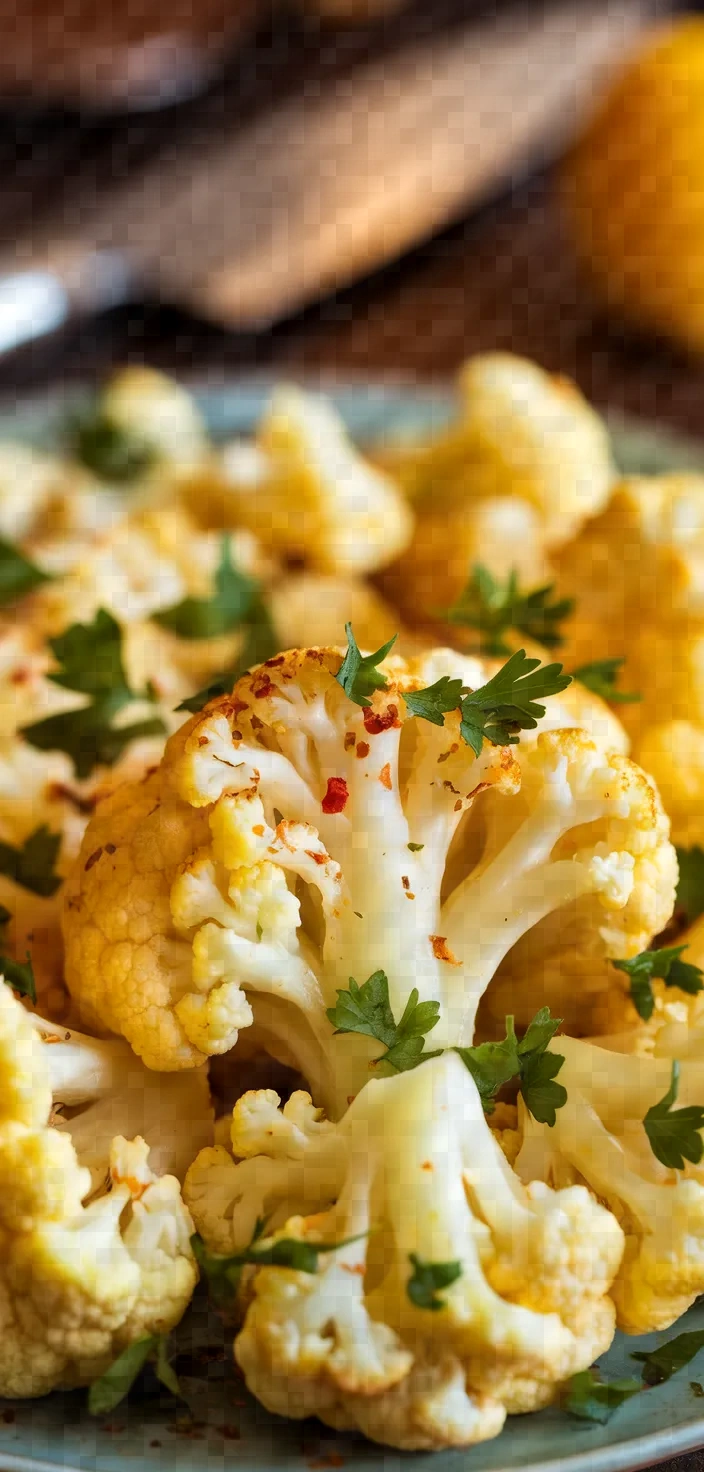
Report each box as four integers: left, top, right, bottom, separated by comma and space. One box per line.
327, 970, 441, 1074
613, 946, 704, 1022
644, 1061, 704, 1170
446, 565, 574, 655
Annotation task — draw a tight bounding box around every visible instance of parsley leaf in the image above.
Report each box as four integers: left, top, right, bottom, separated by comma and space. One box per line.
154, 537, 258, 640
21, 609, 166, 780
192, 1230, 364, 1312
0, 916, 36, 1003
644, 1061, 704, 1169
175, 598, 279, 714
632, 1330, 704, 1386
0, 824, 61, 897
563, 1369, 642, 1423
571, 657, 641, 704
676, 846, 704, 926
457, 1007, 566, 1125
446, 565, 574, 656
406, 1254, 462, 1311
69, 410, 154, 484
0, 537, 52, 606
326, 970, 441, 1074
612, 946, 704, 1022
403, 675, 463, 725
335, 623, 397, 707
458, 649, 572, 757
87, 1333, 184, 1416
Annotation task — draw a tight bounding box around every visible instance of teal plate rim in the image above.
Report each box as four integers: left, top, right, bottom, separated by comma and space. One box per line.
0, 375, 703, 1472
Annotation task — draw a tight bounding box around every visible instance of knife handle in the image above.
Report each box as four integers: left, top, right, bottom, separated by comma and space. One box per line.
0, 246, 134, 356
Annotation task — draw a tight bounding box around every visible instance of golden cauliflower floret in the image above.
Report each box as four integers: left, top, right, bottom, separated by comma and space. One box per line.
515, 1032, 704, 1335
635, 719, 704, 847
381, 494, 550, 634
379, 354, 614, 546
186, 1052, 623, 1451
474, 728, 677, 1038
270, 572, 400, 655
217, 386, 414, 575
0, 987, 197, 1399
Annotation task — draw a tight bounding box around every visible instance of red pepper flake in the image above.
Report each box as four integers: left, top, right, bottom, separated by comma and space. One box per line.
420, 1161, 434, 1172
218, 1424, 242, 1441
402, 875, 410, 890
454, 799, 463, 812
265, 654, 286, 667
105, 843, 116, 855
197, 736, 209, 747
344, 731, 356, 751
252, 675, 275, 699
341, 1262, 365, 1275
405, 891, 416, 900
443, 779, 460, 795
322, 777, 349, 814
378, 763, 392, 790
306, 849, 327, 866
430, 934, 462, 966
252, 824, 265, 836
10, 666, 30, 686
356, 741, 370, 759
84, 847, 103, 872
363, 704, 400, 736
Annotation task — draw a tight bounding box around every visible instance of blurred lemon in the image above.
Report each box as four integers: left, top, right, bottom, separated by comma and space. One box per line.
563, 18, 704, 353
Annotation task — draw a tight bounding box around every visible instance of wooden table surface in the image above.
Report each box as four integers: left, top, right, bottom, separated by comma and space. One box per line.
4, 158, 704, 1472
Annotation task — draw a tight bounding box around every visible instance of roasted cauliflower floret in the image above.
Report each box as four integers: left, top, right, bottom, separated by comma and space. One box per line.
0, 986, 198, 1398
515, 1033, 704, 1334
635, 719, 704, 848
185, 1051, 623, 1451
379, 353, 614, 546
218, 386, 414, 575
63, 644, 675, 1111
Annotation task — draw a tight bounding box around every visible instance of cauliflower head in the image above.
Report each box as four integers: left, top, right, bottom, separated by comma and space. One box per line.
515, 1032, 704, 1335
185, 1051, 623, 1451
62, 644, 675, 1111
0, 985, 198, 1398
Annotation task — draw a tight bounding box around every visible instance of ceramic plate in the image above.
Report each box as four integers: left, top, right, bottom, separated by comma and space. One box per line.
2, 378, 704, 1472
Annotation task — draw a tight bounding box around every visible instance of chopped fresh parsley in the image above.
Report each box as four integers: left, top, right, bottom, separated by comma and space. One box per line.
406, 1254, 462, 1311
632, 1329, 704, 1386
175, 598, 279, 714
457, 1007, 567, 1125
676, 846, 704, 926
68, 410, 154, 484
192, 1228, 364, 1312
336, 623, 397, 707
21, 609, 166, 779
446, 565, 574, 656
403, 675, 464, 725
0, 825, 62, 897
327, 970, 441, 1074
457, 649, 572, 757
563, 1368, 642, 1423
407, 842, 425, 852
88, 1333, 184, 1416
571, 657, 640, 704
0, 536, 52, 606
612, 945, 704, 1021
644, 1061, 704, 1170
154, 537, 259, 640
